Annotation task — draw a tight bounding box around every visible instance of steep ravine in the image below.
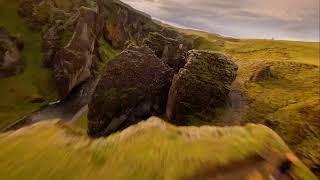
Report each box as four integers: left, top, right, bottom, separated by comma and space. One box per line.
2, 78, 98, 131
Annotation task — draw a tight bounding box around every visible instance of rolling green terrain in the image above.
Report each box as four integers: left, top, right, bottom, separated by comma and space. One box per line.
176, 28, 319, 66
0, 0, 58, 129
0, 117, 316, 179
172, 27, 320, 172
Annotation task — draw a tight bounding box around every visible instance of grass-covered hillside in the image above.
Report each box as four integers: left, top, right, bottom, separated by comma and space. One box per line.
0, 117, 316, 179
0, 0, 58, 129
171, 27, 320, 174
176, 28, 319, 66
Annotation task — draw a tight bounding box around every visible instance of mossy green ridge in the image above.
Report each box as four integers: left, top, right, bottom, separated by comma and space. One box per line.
0, 117, 316, 179
0, 0, 58, 129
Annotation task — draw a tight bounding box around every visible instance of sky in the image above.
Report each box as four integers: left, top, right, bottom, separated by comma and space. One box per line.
122, 0, 320, 42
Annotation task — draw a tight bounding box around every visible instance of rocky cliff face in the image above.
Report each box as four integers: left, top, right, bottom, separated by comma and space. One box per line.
52, 7, 104, 97
0, 27, 24, 78
17, 0, 192, 98
18, 0, 103, 97
102, 0, 182, 49
18, 0, 92, 31
16, 0, 238, 137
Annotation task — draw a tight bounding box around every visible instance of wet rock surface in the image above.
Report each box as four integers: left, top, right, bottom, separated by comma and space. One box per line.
88, 45, 174, 137
166, 50, 238, 124
0, 27, 24, 78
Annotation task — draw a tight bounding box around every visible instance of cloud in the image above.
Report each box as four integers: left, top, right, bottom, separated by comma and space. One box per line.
122, 0, 320, 41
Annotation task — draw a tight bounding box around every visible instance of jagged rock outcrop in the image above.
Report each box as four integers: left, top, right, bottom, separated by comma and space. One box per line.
102, 0, 182, 49
52, 7, 104, 97
166, 50, 238, 123
143, 32, 190, 72
17, 0, 192, 98
88, 46, 174, 137
18, 0, 103, 97
18, 0, 91, 30
0, 27, 24, 78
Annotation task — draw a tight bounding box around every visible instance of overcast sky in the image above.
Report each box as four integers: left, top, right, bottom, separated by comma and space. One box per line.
122, 0, 320, 41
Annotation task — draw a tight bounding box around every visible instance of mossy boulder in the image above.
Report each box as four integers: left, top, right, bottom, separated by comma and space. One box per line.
143, 32, 191, 72
88, 46, 174, 137
166, 50, 238, 123
0, 27, 24, 78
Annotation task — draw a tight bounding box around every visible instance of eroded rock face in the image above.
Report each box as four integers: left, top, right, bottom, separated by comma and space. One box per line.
0, 27, 24, 78
17, 0, 189, 98
18, 0, 103, 97
166, 50, 238, 124
18, 0, 91, 30
102, 0, 181, 49
143, 32, 190, 72
52, 7, 104, 97
88, 46, 174, 137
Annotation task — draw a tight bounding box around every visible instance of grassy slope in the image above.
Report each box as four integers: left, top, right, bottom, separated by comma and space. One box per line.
178, 28, 319, 65
0, 0, 58, 129
0, 117, 316, 179
173, 28, 320, 172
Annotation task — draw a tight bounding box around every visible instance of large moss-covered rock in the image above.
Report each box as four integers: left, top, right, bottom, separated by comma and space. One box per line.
166, 50, 238, 123
0, 27, 23, 78
143, 32, 191, 72
88, 46, 174, 137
